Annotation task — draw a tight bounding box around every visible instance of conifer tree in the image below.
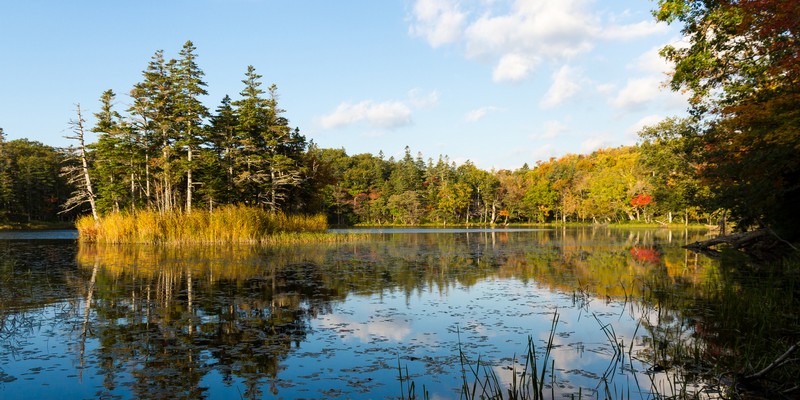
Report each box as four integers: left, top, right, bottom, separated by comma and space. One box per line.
208, 95, 239, 204
91, 89, 133, 213
232, 66, 270, 205
129, 50, 178, 211
263, 84, 306, 212
0, 128, 15, 218
174, 40, 209, 213
231, 66, 306, 211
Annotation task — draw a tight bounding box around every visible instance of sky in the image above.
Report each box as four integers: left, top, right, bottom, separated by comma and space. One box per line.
0, 0, 689, 170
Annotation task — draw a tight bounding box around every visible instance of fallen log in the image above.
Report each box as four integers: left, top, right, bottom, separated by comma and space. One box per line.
683, 229, 767, 251
744, 341, 799, 381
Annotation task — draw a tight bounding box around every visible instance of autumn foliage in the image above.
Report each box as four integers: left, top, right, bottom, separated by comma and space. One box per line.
630, 193, 653, 207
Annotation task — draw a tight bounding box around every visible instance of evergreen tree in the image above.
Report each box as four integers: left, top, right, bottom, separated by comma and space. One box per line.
263, 85, 306, 212
387, 146, 423, 196
0, 128, 15, 219
174, 40, 209, 213
232, 67, 306, 211
129, 49, 179, 211
232, 65, 271, 205
6, 139, 69, 221
207, 95, 239, 205
91, 89, 133, 213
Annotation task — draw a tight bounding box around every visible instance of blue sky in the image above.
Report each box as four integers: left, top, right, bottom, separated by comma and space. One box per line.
1, 0, 688, 170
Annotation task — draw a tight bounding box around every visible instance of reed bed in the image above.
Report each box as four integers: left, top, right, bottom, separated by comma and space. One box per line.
76, 205, 331, 244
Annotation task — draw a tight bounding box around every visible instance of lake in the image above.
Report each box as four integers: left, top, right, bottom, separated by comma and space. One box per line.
0, 227, 791, 399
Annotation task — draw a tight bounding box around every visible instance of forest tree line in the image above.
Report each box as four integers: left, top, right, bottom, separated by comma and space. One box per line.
2, 0, 798, 243
0, 90, 706, 227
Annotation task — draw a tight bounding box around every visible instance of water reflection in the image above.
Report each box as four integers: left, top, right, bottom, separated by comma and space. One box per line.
0, 228, 761, 399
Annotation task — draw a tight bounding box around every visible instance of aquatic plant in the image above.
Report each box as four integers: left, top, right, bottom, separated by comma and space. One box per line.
75, 205, 330, 244
401, 312, 561, 400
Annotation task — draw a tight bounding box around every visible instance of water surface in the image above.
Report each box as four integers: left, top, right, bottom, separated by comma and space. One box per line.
0, 228, 733, 398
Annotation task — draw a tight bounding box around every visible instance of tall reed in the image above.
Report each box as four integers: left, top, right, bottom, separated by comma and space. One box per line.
76, 205, 329, 244
400, 312, 561, 400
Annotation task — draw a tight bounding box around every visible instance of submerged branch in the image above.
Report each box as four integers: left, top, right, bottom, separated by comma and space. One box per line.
683, 229, 767, 252
744, 341, 799, 381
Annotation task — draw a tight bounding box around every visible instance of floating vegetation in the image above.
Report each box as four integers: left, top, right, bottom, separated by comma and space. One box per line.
3, 228, 797, 399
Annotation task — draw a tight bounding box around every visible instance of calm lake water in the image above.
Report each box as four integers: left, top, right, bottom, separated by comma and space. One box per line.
0, 228, 749, 399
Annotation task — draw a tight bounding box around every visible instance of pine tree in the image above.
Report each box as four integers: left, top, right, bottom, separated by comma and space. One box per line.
91, 89, 133, 213
0, 128, 15, 219
263, 84, 306, 212
232, 66, 271, 205
207, 95, 239, 204
129, 50, 179, 211
174, 40, 209, 213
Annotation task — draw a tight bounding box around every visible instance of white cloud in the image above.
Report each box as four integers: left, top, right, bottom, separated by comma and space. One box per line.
466, 1, 597, 81
408, 0, 466, 47
580, 134, 611, 153
627, 114, 664, 138
540, 65, 582, 108
409, 0, 671, 83
408, 88, 440, 109
529, 144, 558, 163
465, 106, 500, 122
319, 100, 413, 130
603, 20, 669, 40
610, 77, 664, 110
541, 120, 567, 139
492, 53, 539, 82
631, 44, 672, 74
595, 82, 616, 94
317, 314, 412, 343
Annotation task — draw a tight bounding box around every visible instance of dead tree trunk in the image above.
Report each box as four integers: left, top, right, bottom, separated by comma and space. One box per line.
684, 229, 768, 252
61, 104, 99, 221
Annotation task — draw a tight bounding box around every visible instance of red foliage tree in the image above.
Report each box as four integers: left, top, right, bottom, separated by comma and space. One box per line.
630, 193, 653, 207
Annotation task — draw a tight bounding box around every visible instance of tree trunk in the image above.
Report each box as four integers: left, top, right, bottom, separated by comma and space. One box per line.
186, 145, 193, 213
145, 154, 151, 203
62, 104, 99, 221
130, 168, 136, 212
684, 229, 767, 252
162, 143, 172, 212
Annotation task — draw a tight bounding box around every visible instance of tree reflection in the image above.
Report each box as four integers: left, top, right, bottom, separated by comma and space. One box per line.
3, 228, 793, 397
69, 228, 726, 397
75, 245, 339, 399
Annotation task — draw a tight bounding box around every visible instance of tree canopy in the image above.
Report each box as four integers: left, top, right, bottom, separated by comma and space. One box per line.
656, 0, 800, 240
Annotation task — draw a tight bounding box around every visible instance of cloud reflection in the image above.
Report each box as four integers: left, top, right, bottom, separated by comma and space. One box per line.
317, 313, 413, 342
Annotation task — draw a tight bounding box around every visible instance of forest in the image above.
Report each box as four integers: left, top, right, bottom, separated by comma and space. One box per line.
0, 105, 702, 228
0, 44, 706, 228
1, 0, 797, 247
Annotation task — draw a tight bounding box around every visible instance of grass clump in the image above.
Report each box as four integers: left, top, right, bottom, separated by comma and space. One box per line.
76, 205, 330, 244
401, 312, 561, 400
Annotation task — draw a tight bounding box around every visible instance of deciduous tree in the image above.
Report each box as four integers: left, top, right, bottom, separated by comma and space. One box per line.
656, 0, 800, 240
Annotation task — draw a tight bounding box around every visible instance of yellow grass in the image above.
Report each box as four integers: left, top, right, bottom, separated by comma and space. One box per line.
76, 205, 330, 244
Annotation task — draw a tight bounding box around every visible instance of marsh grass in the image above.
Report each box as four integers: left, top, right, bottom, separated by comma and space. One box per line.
401, 312, 561, 400
76, 205, 332, 244
687, 255, 800, 396
459, 311, 559, 400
